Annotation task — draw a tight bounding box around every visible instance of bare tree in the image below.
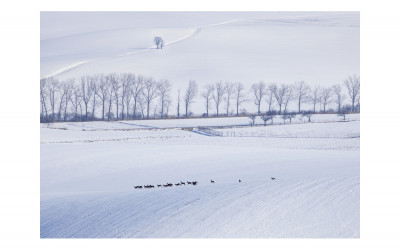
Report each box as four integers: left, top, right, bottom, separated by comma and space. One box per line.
338, 105, 351, 120
164, 98, 171, 117
251, 81, 266, 115
80, 76, 95, 121
344, 74, 360, 112
105, 74, 117, 121
302, 111, 313, 122
123, 78, 133, 119
184, 80, 198, 117
177, 89, 181, 118
137, 95, 146, 119
281, 113, 296, 124
266, 83, 277, 113
90, 75, 99, 120
266, 110, 277, 124
294, 81, 310, 113
249, 115, 257, 126
260, 115, 273, 126
40, 78, 49, 122
224, 82, 235, 116
320, 87, 332, 113
202, 84, 214, 117
282, 85, 295, 114
142, 77, 160, 119
213, 81, 226, 116
120, 73, 135, 119
281, 114, 289, 124
287, 113, 296, 123
153, 37, 164, 49
234, 82, 247, 116
62, 79, 74, 121
109, 74, 121, 120
158, 79, 171, 118
131, 75, 144, 119
310, 85, 321, 113
69, 84, 83, 121
47, 77, 60, 122
274, 84, 290, 114
96, 75, 110, 120
332, 84, 346, 112
57, 80, 70, 121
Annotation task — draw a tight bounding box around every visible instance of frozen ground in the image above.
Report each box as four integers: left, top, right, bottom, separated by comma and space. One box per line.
41, 115, 359, 238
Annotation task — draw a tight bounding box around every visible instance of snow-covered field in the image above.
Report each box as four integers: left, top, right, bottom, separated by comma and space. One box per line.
41, 115, 359, 238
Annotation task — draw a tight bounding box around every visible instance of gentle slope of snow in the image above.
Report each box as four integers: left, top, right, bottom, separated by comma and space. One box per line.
41, 115, 359, 238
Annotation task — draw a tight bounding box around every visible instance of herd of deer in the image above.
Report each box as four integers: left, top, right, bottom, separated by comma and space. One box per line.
134, 181, 198, 189
134, 178, 276, 190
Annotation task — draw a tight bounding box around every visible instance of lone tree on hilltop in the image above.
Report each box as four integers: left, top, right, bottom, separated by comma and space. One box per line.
154, 37, 164, 49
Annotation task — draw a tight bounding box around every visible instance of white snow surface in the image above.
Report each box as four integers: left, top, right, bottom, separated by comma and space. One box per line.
41, 115, 359, 238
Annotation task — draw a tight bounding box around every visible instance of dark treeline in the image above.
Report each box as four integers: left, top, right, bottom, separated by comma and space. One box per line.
40, 73, 360, 123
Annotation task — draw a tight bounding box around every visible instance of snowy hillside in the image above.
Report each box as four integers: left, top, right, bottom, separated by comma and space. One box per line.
40, 12, 359, 114
41, 115, 359, 238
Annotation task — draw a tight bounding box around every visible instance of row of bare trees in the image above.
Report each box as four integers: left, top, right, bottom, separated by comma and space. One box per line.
249, 74, 360, 116
40, 73, 360, 123
40, 73, 173, 122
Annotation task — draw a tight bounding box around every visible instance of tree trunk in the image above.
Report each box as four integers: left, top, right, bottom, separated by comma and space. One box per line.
298, 100, 301, 113
146, 100, 150, 119
92, 95, 96, 121
84, 102, 88, 121
64, 98, 68, 122
116, 97, 119, 120
133, 99, 137, 119
102, 100, 105, 120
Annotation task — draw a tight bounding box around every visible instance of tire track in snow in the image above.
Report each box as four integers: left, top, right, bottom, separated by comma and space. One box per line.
41, 60, 90, 79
